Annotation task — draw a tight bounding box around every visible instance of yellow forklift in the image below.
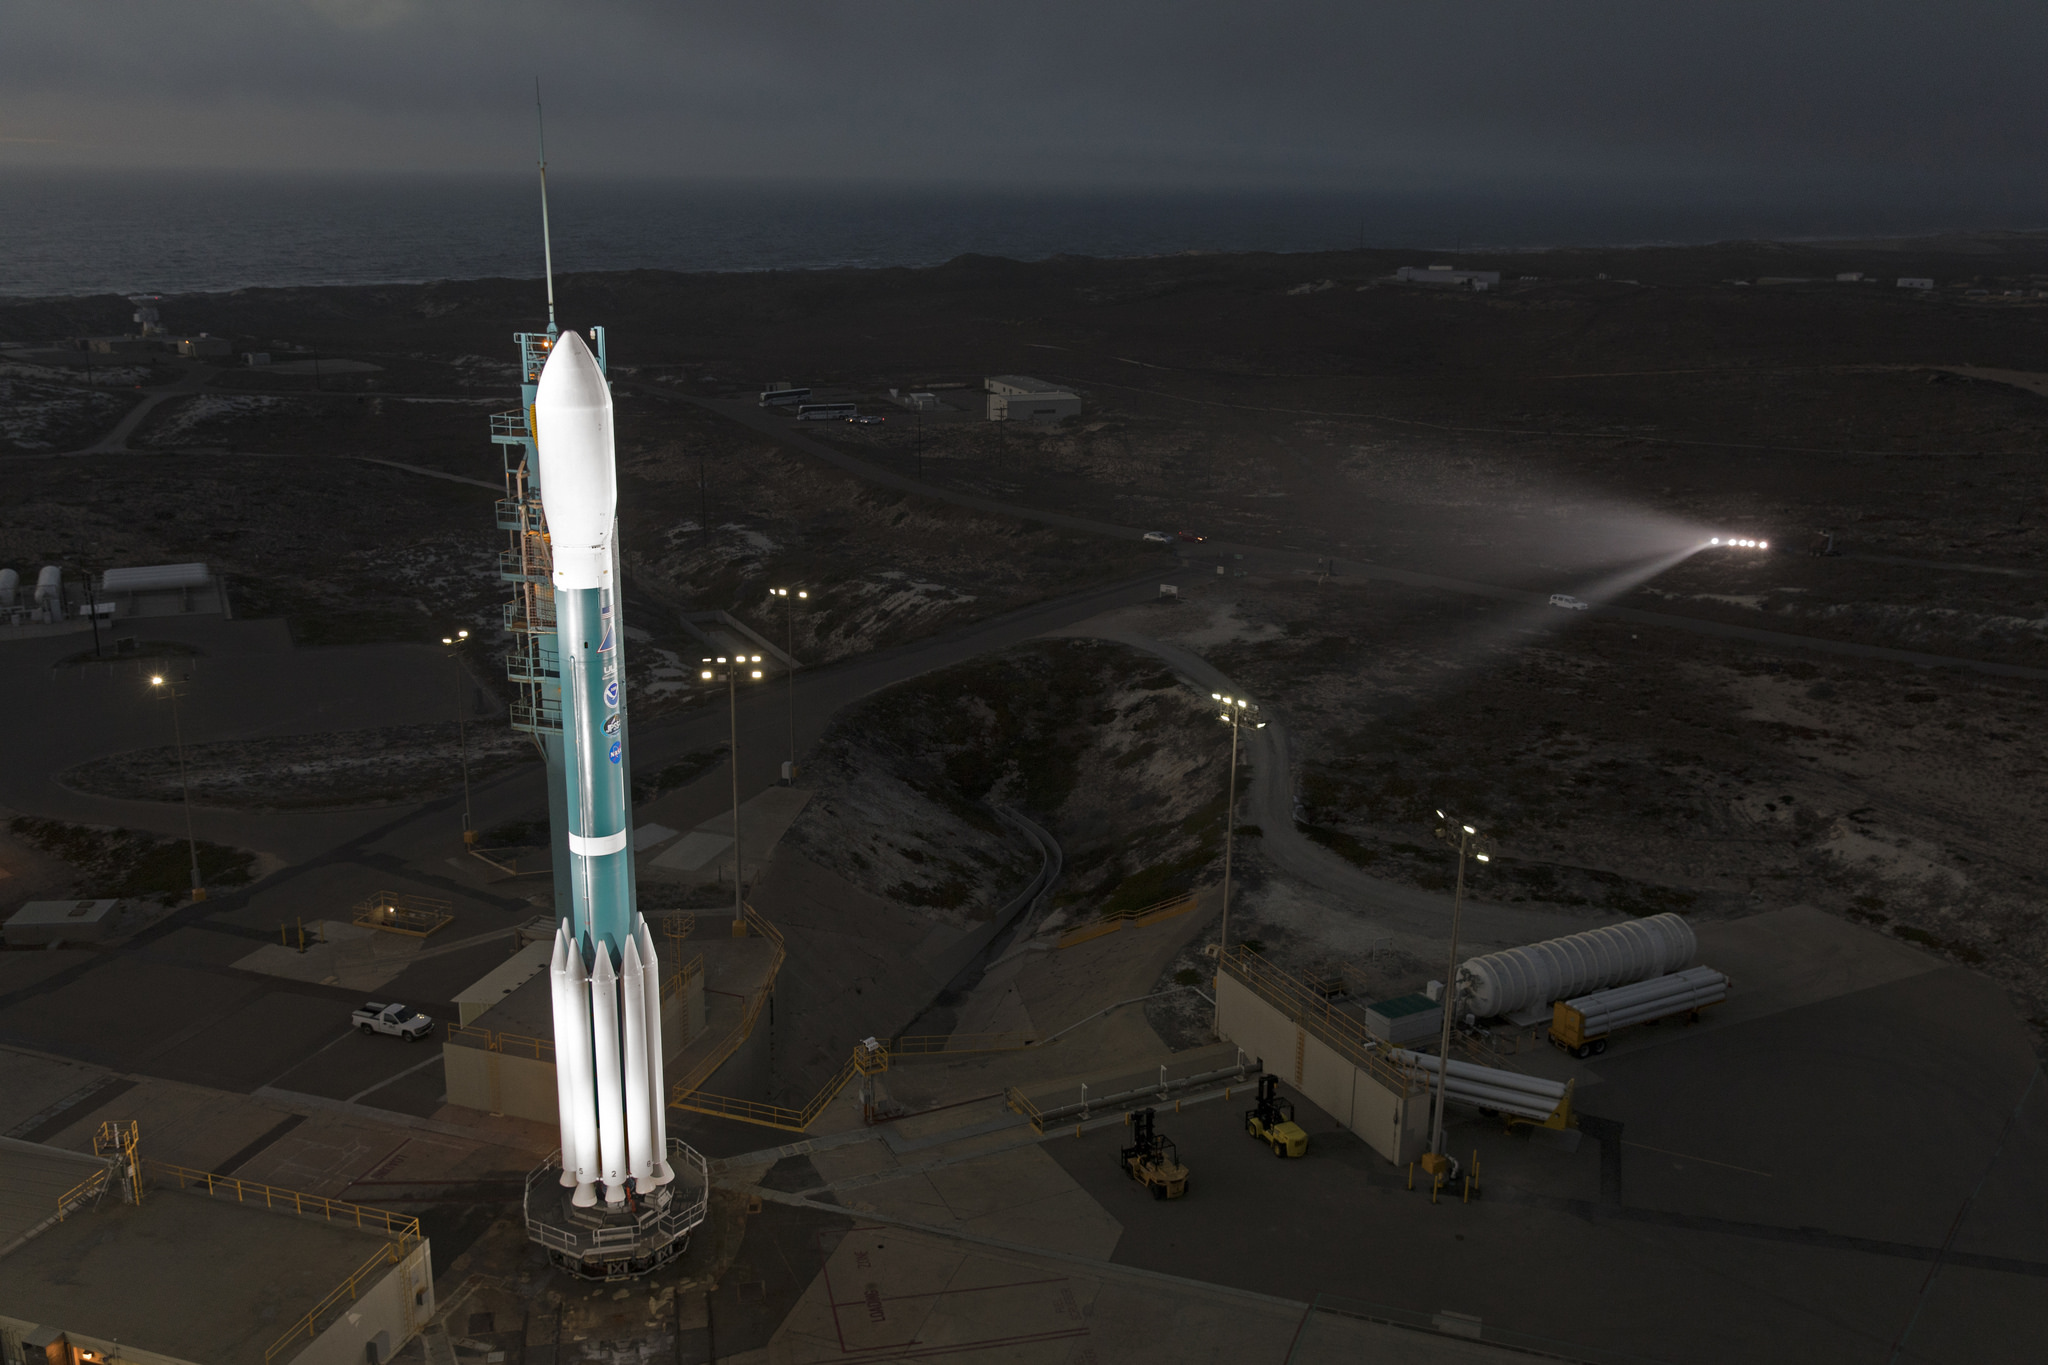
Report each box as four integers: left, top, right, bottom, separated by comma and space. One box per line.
1244, 1074, 1309, 1157
1120, 1108, 1189, 1199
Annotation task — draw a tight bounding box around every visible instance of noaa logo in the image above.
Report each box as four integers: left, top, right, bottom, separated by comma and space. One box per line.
608, 740, 622, 764
604, 714, 621, 735
604, 681, 619, 708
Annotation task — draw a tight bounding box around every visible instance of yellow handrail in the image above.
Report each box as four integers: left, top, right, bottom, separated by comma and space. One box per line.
145, 1160, 422, 1244
673, 1042, 891, 1132
1220, 947, 1420, 1095
264, 1240, 408, 1362
668, 904, 787, 1099
892, 1032, 1037, 1055
53, 1168, 110, 1221
1057, 892, 1198, 948
445, 1023, 555, 1061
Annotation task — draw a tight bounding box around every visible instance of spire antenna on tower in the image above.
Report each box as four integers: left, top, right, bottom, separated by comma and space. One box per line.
536, 79, 558, 335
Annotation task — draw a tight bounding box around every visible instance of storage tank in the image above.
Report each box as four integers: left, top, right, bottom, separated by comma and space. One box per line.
1459, 913, 1696, 1018
34, 566, 62, 620
0, 568, 17, 608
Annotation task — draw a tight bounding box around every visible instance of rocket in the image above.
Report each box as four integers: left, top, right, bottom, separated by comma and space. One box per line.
534, 331, 672, 1206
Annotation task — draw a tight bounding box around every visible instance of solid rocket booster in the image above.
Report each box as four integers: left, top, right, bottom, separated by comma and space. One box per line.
535, 331, 672, 1205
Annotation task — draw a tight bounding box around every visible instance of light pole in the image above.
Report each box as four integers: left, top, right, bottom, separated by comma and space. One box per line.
1426, 809, 1490, 1178
700, 654, 764, 932
1209, 691, 1264, 1027
767, 587, 807, 780
148, 673, 204, 903
440, 628, 474, 845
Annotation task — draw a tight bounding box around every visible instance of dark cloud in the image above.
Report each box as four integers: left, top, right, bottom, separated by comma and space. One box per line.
1, 1, 2040, 196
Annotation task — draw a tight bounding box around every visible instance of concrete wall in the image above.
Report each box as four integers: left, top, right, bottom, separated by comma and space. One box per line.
443, 1044, 558, 1123
289, 1241, 434, 1365
1215, 971, 1423, 1166
443, 968, 705, 1125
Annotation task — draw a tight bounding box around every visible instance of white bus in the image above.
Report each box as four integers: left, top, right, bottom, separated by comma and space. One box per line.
758, 387, 812, 407
795, 402, 858, 421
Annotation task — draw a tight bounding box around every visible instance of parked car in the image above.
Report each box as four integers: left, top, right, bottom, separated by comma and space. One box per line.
1549, 593, 1590, 611
1142, 530, 1173, 544
1176, 530, 1206, 543
353, 1001, 434, 1041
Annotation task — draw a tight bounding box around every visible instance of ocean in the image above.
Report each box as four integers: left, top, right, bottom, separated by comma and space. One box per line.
6, 168, 2045, 299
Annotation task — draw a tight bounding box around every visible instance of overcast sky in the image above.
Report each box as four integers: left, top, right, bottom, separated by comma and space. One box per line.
3, 2, 2041, 198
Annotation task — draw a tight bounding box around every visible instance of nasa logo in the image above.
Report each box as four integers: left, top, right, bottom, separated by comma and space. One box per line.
608, 740, 622, 765
604, 681, 619, 708
599, 624, 613, 653
604, 713, 621, 735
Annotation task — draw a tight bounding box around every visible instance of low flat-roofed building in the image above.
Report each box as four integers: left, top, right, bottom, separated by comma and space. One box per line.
983, 375, 1081, 423
94, 563, 229, 620
0, 1139, 433, 1365
3, 900, 121, 947
1394, 265, 1502, 289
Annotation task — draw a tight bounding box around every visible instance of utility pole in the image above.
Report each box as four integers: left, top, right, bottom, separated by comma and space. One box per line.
700, 654, 764, 932
150, 673, 205, 902
768, 588, 807, 781
441, 629, 474, 844
1208, 691, 1263, 1030
1426, 811, 1490, 1181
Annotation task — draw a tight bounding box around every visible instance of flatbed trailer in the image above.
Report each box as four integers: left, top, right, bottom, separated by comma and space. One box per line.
1549, 966, 1730, 1058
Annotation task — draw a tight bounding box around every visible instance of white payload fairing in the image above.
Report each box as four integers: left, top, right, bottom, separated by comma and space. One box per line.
534, 331, 672, 1209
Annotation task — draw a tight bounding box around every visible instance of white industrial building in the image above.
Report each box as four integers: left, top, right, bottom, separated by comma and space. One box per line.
1394, 265, 1502, 290
984, 375, 1081, 423
2, 563, 228, 635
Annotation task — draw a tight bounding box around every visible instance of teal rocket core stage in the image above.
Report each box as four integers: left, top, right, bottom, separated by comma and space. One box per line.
533, 331, 637, 967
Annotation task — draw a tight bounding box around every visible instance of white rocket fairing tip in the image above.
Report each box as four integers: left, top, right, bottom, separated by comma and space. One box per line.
532, 330, 617, 592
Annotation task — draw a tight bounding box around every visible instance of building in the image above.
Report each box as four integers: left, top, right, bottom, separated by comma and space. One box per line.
1393, 265, 1502, 290
174, 335, 232, 358
984, 375, 1081, 423
1898, 277, 1935, 290
3, 900, 122, 947
0, 1130, 433, 1365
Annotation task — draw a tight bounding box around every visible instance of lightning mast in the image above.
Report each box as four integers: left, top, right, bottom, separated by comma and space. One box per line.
496, 100, 705, 1277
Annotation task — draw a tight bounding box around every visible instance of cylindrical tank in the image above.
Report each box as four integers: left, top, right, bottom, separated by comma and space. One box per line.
0, 568, 17, 608
1459, 912, 1696, 1018
34, 565, 62, 620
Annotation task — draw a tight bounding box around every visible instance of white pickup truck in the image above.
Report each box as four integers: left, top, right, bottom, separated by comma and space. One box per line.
352, 1001, 434, 1042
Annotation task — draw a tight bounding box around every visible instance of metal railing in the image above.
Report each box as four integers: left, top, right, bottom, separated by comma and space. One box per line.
1057, 892, 1198, 949
266, 1241, 411, 1362
1220, 946, 1421, 1097
148, 1160, 421, 1243
668, 906, 787, 1101
498, 549, 550, 584
523, 1138, 710, 1260
490, 410, 531, 444
892, 1032, 1038, 1056
663, 951, 703, 1004
446, 1024, 555, 1061
53, 1167, 111, 1223
671, 1041, 890, 1132
509, 698, 564, 733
